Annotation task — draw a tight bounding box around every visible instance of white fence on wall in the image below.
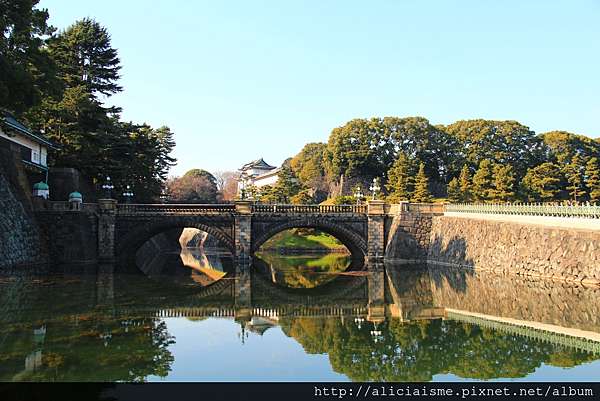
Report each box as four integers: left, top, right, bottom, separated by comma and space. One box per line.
446, 203, 600, 219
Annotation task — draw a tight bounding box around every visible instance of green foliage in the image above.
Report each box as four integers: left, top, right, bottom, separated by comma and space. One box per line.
458, 164, 472, 202
541, 131, 600, 166
490, 164, 516, 202
279, 317, 596, 382
521, 162, 564, 202
447, 178, 461, 202
324, 117, 457, 195
254, 252, 350, 288
386, 152, 416, 202
273, 164, 302, 202
290, 189, 314, 204
259, 228, 347, 251
411, 163, 432, 202
471, 160, 493, 202
47, 18, 122, 97
585, 157, 600, 203
0, 0, 58, 114
332, 195, 356, 205
564, 154, 585, 201
14, 15, 176, 200
290, 143, 327, 189
443, 119, 543, 181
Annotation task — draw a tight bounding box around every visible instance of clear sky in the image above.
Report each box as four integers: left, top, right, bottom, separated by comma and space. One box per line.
40, 0, 600, 176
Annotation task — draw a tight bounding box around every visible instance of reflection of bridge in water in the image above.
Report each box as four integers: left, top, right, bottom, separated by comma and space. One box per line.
101, 264, 600, 355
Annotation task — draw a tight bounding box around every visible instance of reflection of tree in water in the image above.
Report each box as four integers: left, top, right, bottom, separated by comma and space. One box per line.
279, 318, 597, 381
254, 252, 351, 288
0, 313, 174, 381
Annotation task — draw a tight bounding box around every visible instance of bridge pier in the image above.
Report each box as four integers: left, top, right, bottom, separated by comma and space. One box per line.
98, 199, 117, 262
234, 200, 252, 263
367, 200, 386, 264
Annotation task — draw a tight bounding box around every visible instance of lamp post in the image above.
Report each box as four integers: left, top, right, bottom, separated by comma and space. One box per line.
353, 185, 364, 205
101, 176, 114, 199
159, 187, 169, 204
354, 317, 365, 330
369, 177, 381, 200
370, 323, 383, 343
122, 185, 134, 204
239, 172, 248, 200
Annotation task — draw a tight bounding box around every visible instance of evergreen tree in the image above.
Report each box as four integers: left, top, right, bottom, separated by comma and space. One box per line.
521, 163, 563, 202
0, 0, 58, 114
564, 154, 584, 201
585, 157, 600, 203
271, 164, 301, 203
48, 18, 122, 97
411, 163, 433, 202
447, 178, 461, 203
458, 164, 472, 202
386, 152, 415, 202
490, 164, 515, 202
471, 160, 493, 202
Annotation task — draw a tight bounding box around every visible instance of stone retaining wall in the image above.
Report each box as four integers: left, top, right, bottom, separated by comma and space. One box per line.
35, 211, 98, 266
0, 151, 47, 271
428, 216, 600, 285
384, 212, 433, 262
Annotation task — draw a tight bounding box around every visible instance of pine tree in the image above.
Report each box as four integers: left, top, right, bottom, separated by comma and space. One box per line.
386, 152, 415, 201
458, 165, 472, 202
48, 18, 122, 97
490, 164, 515, 202
564, 155, 584, 201
521, 162, 563, 202
447, 178, 461, 202
585, 157, 600, 203
272, 164, 301, 202
411, 163, 433, 202
472, 160, 493, 202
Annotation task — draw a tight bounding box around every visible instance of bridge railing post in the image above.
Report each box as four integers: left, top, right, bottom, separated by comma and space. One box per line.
98, 199, 117, 262
234, 200, 253, 263
367, 200, 386, 263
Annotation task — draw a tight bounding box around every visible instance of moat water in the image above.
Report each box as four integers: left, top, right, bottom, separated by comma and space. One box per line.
1, 249, 600, 382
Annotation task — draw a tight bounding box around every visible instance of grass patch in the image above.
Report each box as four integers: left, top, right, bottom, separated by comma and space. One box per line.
261, 228, 348, 251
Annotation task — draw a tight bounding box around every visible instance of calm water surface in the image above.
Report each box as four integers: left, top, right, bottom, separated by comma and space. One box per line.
1, 250, 599, 382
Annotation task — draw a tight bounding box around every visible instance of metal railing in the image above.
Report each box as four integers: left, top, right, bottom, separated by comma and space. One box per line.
117, 203, 236, 215
445, 203, 600, 219
252, 204, 367, 214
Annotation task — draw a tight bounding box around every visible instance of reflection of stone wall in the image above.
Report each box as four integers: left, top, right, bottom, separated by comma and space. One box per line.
429, 268, 600, 333
428, 216, 600, 285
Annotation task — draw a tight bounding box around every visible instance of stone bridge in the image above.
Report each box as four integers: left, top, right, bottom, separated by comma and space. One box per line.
34, 200, 442, 268
102, 200, 385, 265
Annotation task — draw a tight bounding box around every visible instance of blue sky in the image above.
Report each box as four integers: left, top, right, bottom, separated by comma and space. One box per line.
40, 0, 600, 176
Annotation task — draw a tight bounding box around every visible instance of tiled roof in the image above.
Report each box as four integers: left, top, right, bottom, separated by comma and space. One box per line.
1, 111, 59, 149
239, 158, 276, 171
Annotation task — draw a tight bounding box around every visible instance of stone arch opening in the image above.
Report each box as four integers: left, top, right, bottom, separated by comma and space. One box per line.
252, 219, 367, 260
116, 219, 235, 272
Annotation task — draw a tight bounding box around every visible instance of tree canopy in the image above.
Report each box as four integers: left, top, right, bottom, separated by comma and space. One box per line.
2, 4, 176, 202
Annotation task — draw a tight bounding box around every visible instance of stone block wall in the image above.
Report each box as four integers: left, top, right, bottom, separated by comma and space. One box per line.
0, 151, 47, 271
384, 212, 433, 262
428, 216, 600, 285
36, 211, 98, 266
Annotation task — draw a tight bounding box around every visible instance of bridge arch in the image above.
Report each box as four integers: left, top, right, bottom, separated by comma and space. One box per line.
251, 217, 367, 259
116, 217, 235, 267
